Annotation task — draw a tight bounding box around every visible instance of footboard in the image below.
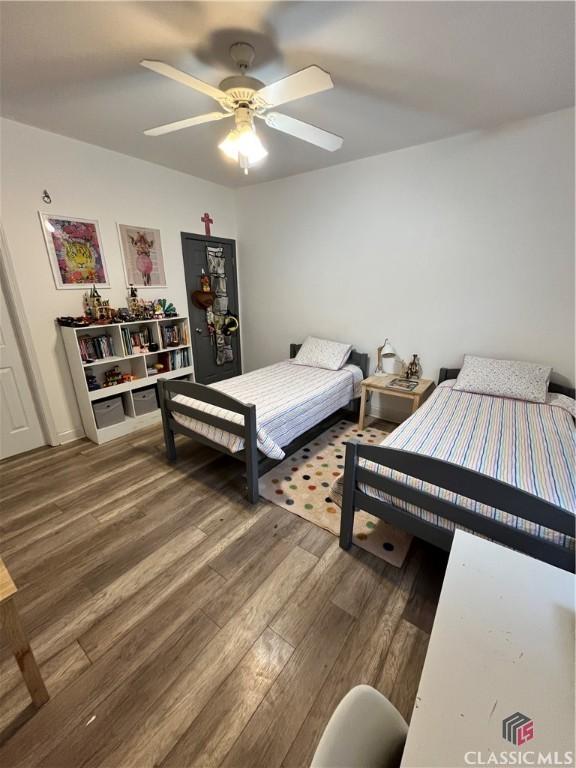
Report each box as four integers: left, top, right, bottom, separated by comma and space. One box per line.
157, 378, 259, 503
340, 441, 575, 572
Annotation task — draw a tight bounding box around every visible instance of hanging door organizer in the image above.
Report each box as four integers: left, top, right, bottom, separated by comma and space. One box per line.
204, 245, 239, 366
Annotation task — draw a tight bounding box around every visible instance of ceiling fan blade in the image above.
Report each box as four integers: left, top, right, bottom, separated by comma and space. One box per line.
140, 60, 227, 102
144, 112, 232, 137
256, 65, 334, 108
264, 112, 343, 152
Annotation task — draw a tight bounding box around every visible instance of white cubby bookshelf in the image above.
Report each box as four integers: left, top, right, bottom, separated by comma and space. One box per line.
61, 316, 194, 444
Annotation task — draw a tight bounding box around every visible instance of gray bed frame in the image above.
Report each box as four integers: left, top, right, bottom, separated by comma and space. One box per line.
339, 368, 576, 572
158, 344, 369, 504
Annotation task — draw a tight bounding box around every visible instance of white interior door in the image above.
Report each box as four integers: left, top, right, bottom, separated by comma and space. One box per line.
0, 274, 45, 459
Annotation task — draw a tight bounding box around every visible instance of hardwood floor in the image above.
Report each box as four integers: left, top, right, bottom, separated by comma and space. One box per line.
0, 425, 447, 767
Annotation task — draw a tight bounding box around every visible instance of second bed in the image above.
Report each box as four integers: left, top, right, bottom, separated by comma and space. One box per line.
158, 344, 368, 502
334, 372, 575, 571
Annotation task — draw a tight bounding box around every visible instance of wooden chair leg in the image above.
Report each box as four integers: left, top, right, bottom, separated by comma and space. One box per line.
0, 597, 49, 707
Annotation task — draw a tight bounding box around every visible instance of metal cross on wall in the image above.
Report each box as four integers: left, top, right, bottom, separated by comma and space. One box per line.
201, 212, 213, 237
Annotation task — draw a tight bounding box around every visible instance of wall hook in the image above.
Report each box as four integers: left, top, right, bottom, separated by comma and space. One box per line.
42, 189, 52, 204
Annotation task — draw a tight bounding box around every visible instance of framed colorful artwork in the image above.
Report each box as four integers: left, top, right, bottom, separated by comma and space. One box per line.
118, 224, 166, 288
39, 213, 109, 289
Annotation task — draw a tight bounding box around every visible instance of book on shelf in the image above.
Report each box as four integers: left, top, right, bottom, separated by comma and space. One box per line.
122, 327, 151, 355
78, 334, 115, 362
169, 347, 190, 369
160, 324, 188, 348
121, 327, 132, 355
157, 348, 191, 373
385, 377, 419, 392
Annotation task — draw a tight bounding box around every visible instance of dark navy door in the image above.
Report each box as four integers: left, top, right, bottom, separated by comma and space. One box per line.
181, 233, 242, 385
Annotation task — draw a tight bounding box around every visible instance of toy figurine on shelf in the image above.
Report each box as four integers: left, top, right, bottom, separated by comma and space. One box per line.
57, 316, 92, 327
84, 285, 110, 323
121, 373, 136, 383
157, 298, 177, 317
103, 365, 123, 387
83, 285, 117, 323
142, 301, 155, 320
113, 307, 135, 323
128, 285, 140, 316
83, 285, 97, 318
98, 299, 116, 323
85, 368, 100, 391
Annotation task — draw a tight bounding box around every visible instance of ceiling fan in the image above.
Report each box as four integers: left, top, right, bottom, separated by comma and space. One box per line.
141, 42, 343, 174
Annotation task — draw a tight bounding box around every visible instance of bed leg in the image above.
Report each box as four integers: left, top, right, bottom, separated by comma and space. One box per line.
245, 404, 259, 504
158, 379, 177, 463
339, 441, 358, 550
349, 396, 361, 421
164, 423, 177, 463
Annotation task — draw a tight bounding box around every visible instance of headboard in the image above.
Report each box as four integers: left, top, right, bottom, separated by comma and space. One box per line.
438, 367, 575, 399
290, 344, 369, 380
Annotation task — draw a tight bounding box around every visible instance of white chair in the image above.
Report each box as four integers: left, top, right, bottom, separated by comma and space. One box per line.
311, 685, 408, 768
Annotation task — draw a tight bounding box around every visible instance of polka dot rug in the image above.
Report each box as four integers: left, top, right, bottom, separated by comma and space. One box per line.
259, 419, 413, 568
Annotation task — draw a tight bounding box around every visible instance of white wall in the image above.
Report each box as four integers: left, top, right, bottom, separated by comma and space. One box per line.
1, 109, 573, 441
235, 108, 575, 418
0, 118, 236, 442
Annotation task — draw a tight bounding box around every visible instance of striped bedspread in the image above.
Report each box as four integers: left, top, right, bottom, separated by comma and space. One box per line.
332, 381, 575, 549
172, 361, 363, 460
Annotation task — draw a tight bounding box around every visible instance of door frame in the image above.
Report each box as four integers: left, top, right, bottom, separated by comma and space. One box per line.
0, 224, 58, 447
181, 231, 242, 378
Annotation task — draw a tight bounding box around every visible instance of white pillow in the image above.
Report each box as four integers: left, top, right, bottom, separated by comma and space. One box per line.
453, 355, 551, 403
292, 336, 352, 371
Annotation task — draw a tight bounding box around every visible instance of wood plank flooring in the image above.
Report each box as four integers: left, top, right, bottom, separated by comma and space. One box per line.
0, 425, 447, 767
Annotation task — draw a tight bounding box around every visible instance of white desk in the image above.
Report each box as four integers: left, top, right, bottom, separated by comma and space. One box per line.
401, 531, 575, 768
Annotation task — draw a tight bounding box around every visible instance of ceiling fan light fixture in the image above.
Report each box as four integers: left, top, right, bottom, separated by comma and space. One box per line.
218, 129, 241, 161
218, 122, 268, 173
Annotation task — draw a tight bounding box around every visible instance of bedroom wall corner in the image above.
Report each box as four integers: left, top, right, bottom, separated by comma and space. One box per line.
234, 108, 575, 412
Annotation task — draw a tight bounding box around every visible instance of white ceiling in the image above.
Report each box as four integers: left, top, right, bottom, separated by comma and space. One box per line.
1, 1, 574, 188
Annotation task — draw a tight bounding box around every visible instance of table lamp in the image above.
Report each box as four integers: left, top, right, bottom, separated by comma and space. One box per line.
375, 338, 398, 375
